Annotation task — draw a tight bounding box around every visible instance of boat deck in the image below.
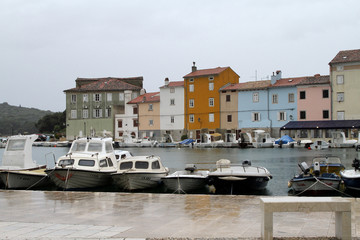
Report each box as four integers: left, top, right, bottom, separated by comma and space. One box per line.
0, 190, 360, 239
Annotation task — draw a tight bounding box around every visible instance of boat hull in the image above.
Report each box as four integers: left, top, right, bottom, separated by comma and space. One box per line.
208, 176, 270, 194
46, 169, 115, 190
162, 176, 208, 192
290, 177, 341, 193
0, 170, 50, 189
341, 170, 360, 191
112, 172, 167, 191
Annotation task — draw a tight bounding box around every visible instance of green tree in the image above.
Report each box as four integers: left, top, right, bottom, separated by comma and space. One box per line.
36, 111, 66, 136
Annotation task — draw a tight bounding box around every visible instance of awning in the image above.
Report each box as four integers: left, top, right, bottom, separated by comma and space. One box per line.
210, 133, 222, 137
280, 120, 360, 130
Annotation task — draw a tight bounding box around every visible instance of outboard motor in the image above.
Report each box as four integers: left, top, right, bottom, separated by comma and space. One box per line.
352, 158, 360, 171
313, 161, 321, 176
298, 162, 310, 174
185, 164, 197, 172
242, 160, 251, 166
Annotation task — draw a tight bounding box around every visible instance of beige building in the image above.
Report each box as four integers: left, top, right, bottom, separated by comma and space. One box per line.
329, 49, 360, 120
128, 92, 161, 140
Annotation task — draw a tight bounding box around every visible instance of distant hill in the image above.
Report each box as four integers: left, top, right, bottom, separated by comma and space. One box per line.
0, 102, 53, 136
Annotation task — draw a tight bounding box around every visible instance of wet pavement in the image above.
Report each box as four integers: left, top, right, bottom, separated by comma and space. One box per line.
0, 190, 360, 239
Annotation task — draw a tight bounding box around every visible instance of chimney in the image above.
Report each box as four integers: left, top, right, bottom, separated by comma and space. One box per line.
314, 74, 320, 77
271, 70, 282, 84
192, 62, 197, 72
164, 77, 169, 86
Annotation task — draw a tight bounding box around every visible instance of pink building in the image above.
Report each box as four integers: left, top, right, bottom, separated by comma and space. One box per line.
296, 74, 331, 121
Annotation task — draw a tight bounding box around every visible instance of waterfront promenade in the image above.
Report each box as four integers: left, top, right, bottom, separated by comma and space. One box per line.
0, 190, 359, 239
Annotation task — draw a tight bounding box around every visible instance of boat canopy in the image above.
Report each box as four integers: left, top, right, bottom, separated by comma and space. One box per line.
274, 135, 294, 144
179, 139, 195, 144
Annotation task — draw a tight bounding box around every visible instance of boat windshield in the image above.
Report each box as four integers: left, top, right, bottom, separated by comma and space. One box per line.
152, 161, 160, 169
7, 139, 26, 151
71, 142, 87, 152
88, 142, 102, 152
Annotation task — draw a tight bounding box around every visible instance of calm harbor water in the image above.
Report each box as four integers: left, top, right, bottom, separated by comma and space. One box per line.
1, 146, 359, 196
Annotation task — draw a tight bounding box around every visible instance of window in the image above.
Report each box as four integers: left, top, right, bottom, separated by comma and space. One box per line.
278, 111, 287, 121
135, 161, 149, 169
189, 84, 194, 92
253, 92, 259, 102
337, 66, 344, 71
78, 160, 95, 167
88, 142, 102, 152
58, 159, 74, 167
82, 109, 88, 119
152, 161, 160, 169
299, 91, 306, 99
300, 111, 306, 120
189, 99, 194, 108
227, 115, 232, 122
252, 112, 260, 122
209, 82, 214, 91
99, 159, 108, 168
337, 92, 344, 102
337, 111, 345, 120
118, 120, 123, 128
323, 110, 329, 119
209, 113, 214, 122
94, 93, 101, 102
189, 78, 194, 82
119, 93, 124, 101
170, 116, 174, 123
105, 108, 111, 118
323, 89, 329, 98
148, 104, 153, 111
149, 120, 153, 126
189, 114, 194, 123
71, 94, 77, 103
170, 99, 175, 105
107, 93, 112, 101
209, 98, 214, 107
288, 93, 294, 103
94, 109, 102, 118
209, 76, 214, 81
120, 162, 132, 170
133, 107, 138, 114
272, 94, 278, 104
83, 94, 88, 102
170, 87, 175, 93
336, 75, 344, 85
226, 95, 231, 102
133, 119, 138, 127
71, 110, 77, 119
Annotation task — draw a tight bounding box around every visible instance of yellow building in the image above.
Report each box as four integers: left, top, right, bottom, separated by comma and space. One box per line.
329, 49, 360, 120
183, 63, 239, 139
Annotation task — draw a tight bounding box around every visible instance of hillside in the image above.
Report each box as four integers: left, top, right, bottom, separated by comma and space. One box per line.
0, 102, 53, 136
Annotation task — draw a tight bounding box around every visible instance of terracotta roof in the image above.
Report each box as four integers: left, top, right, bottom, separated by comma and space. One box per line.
160, 81, 184, 88
222, 80, 271, 91
128, 92, 160, 104
183, 67, 230, 78
298, 75, 330, 85
64, 78, 142, 92
329, 49, 360, 65
270, 77, 304, 87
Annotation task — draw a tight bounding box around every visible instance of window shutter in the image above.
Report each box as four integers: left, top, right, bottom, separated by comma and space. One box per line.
284, 112, 287, 121
277, 112, 280, 121
258, 113, 261, 121
251, 113, 255, 122
99, 109, 103, 118
93, 109, 96, 118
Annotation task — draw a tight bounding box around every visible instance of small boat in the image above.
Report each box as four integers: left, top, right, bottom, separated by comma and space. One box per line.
112, 155, 169, 191
46, 137, 117, 190
0, 134, 50, 189
309, 140, 329, 150
207, 159, 272, 194
161, 164, 209, 193
331, 131, 357, 148
0, 137, 7, 148
340, 158, 360, 191
289, 156, 345, 194
273, 135, 295, 148
252, 130, 275, 148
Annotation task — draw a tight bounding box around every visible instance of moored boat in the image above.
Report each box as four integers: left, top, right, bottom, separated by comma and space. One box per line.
289, 156, 345, 194
340, 158, 360, 191
45, 137, 117, 190
161, 164, 209, 193
273, 135, 295, 148
207, 159, 272, 194
112, 155, 169, 191
0, 134, 51, 189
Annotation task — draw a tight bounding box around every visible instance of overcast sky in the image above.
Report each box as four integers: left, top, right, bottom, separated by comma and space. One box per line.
1, 0, 359, 112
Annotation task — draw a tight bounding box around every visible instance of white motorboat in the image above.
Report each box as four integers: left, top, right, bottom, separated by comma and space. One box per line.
0, 134, 50, 189
114, 149, 133, 161
331, 131, 357, 148
112, 155, 169, 191
46, 137, 117, 190
340, 158, 360, 191
309, 140, 329, 150
252, 130, 275, 148
161, 164, 209, 193
273, 135, 296, 148
207, 159, 272, 194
